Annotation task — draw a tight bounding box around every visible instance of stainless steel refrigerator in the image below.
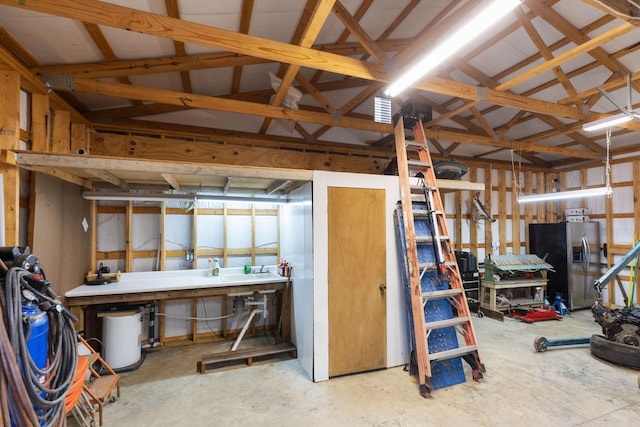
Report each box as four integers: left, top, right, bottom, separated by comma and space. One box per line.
528, 222, 600, 310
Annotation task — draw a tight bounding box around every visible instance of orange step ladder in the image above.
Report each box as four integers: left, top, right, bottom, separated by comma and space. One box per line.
392, 103, 485, 396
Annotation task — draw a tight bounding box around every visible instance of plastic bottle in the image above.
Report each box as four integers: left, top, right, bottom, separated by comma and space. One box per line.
207, 257, 213, 277
212, 258, 220, 276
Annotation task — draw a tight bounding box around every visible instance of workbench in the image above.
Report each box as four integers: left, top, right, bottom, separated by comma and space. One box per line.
65, 267, 292, 346
479, 278, 547, 319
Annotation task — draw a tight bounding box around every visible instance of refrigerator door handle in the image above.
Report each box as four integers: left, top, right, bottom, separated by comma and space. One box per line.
582, 235, 590, 271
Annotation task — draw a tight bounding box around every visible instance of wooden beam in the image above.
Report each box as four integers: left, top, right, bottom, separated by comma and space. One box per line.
0, 43, 88, 124
526, 0, 640, 94
497, 20, 635, 92
259, 0, 336, 133
31, 93, 50, 152
31, 39, 412, 79
231, 0, 254, 94
27, 165, 92, 188
165, 0, 193, 93
331, 0, 385, 63
1, 0, 597, 123
423, 129, 601, 161
13, 151, 315, 182
72, 78, 389, 133
295, 72, 334, 113
88, 133, 389, 174
516, 7, 577, 99
161, 173, 180, 191
70, 123, 88, 155
0, 69, 20, 245
51, 109, 70, 153
86, 169, 128, 188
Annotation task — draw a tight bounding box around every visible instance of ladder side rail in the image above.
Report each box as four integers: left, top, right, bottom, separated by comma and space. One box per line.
412, 121, 482, 351
393, 116, 432, 386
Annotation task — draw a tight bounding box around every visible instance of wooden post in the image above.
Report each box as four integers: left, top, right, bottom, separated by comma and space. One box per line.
454, 191, 462, 251
484, 165, 493, 255
90, 200, 97, 271
524, 171, 533, 250
0, 68, 20, 245
251, 205, 256, 265
223, 205, 228, 267
498, 169, 506, 254
126, 201, 133, 272
51, 109, 70, 153
536, 172, 546, 223
546, 173, 557, 222
160, 202, 166, 271
192, 202, 198, 269
31, 93, 50, 152
559, 171, 567, 221
70, 123, 88, 154
511, 169, 521, 255
469, 167, 478, 257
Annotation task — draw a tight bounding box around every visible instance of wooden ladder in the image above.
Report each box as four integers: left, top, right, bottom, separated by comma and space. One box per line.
393, 109, 485, 397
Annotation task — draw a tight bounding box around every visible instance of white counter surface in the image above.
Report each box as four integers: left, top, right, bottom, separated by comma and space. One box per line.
65, 266, 286, 298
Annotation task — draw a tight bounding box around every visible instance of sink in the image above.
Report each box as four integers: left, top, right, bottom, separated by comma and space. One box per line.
219, 273, 280, 283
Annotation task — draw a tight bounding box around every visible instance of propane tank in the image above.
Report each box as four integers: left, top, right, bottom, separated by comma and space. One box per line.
22, 303, 49, 372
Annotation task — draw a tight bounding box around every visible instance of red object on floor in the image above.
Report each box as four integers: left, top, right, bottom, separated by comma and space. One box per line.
510, 308, 563, 323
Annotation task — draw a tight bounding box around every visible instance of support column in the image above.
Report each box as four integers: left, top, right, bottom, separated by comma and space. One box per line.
0, 68, 21, 245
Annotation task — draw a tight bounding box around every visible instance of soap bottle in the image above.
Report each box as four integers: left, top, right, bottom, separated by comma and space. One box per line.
213, 258, 220, 276
207, 257, 213, 277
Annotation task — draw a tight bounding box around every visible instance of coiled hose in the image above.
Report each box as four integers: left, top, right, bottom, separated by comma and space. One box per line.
1, 266, 77, 427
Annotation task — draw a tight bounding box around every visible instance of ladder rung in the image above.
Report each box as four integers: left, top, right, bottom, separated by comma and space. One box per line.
425, 316, 471, 330
417, 261, 456, 271
415, 235, 450, 243
418, 262, 437, 271
429, 345, 478, 362
416, 236, 434, 244
405, 140, 425, 151
407, 160, 431, 169
422, 289, 464, 300
412, 209, 444, 217
411, 185, 436, 194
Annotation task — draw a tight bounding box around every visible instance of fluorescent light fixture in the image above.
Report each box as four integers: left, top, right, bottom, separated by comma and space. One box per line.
82, 191, 288, 205
82, 192, 193, 202
517, 186, 612, 204
582, 112, 638, 132
384, 0, 521, 97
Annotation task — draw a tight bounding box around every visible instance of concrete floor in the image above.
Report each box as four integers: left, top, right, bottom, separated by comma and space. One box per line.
76, 309, 639, 426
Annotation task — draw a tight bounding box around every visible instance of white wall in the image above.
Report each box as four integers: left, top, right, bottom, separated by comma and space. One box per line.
280, 182, 313, 380
312, 171, 404, 382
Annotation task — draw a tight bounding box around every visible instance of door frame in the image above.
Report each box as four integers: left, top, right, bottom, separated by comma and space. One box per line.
312, 171, 404, 382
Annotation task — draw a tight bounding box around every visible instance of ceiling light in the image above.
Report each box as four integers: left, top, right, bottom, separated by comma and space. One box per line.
517, 186, 612, 204
82, 192, 193, 202
582, 112, 637, 132
384, 0, 521, 97
82, 192, 288, 205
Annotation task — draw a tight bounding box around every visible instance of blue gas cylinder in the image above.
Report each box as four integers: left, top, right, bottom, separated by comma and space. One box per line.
22, 304, 49, 371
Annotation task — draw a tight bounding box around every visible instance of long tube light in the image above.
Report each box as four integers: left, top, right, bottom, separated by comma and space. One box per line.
517, 186, 612, 204
582, 112, 637, 132
384, 0, 521, 97
82, 192, 289, 205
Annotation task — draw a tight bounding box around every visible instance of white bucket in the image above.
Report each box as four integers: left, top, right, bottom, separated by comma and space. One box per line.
101, 310, 142, 369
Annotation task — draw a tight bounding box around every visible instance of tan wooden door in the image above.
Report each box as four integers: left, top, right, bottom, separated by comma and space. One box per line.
328, 187, 387, 377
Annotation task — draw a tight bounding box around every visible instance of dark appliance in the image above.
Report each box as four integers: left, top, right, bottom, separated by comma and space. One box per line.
529, 222, 600, 310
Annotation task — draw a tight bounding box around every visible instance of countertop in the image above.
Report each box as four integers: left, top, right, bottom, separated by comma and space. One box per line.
65, 266, 287, 298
